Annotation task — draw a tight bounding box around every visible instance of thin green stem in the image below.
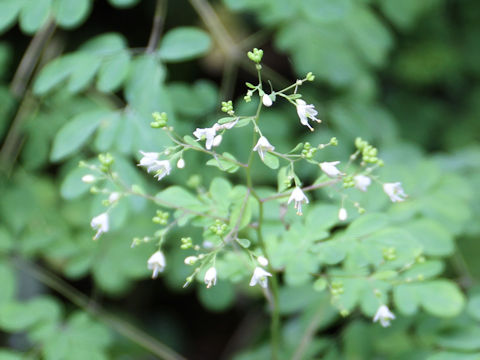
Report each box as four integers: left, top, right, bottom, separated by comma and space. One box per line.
13, 257, 186, 360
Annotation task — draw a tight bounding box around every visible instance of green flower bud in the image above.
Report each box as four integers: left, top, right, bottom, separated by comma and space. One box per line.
306, 72, 315, 81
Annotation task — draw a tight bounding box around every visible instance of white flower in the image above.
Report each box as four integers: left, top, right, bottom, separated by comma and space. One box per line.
354, 175, 371, 192
138, 151, 160, 172
253, 136, 275, 161
152, 160, 171, 181
193, 126, 218, 150
383, 182, 407, 202
212, 134, 223, 147
373, 304, 395, 327
338, 207, 347, 221
262, 94, 273, 107
204, 267, 217, 288
90, 212, 109, 240
138, 151, 172, 181
296, 99, 321, 131
287, 187, 309, 216
257, 256, 269, 267
320, 161, 343, 178
249, 267, 272, 288
177, 158, 185, 169
108, 192, 120, 203
147, 251, 166, 279
184, 256, 198, 265
81, 174, 95, 183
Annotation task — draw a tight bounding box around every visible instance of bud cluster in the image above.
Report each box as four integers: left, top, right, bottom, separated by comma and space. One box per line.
150, 112, 168, 128
152, 210, 169, 225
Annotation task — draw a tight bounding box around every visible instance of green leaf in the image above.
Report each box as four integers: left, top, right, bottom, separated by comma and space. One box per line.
67, 53, 102, 93
299, 0, 353, 22
0, 350, 24, 360
94, 111, 121, 151
229, 187, 253, 231
96, 50, 130, 92
0, 297, 61, 333
183, 135, 203, 149
158, 27, 212, 62
395, 281, 465, 317
262, 152, 279, 169
107, 0, 140, 8
0, 0, 22, 33
467, 295, 480, 321
168, 81, 218, 117
124, 55, 167, 118
427, 353, 480, 360
80, 32, 126, 55
345, 213, 390, 238
42, 312, 112, 360
393, 283, 420, 315
206, 152, 240, 173
345, 6, 392, 66
34, 56, 74, 95
418, 281, 465, 317
405, 219, 454, 256
50, 110, 110, 161
434, 326, 480, 351
19, 0, 52, 34
156, 186, 204, 210
53, 0, 91, 28
209, 177, 232, 215
235, 238, 251, 248
378, 0, 441, 30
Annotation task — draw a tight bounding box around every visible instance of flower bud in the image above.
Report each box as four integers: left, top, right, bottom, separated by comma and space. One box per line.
177, 158, 185, 169
82, 174, 96, 184
212, 135, 222, 147
262, 94, 273, 107
338, 207, 347, 221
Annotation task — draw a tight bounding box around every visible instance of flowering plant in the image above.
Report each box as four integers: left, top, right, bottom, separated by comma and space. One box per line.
76, 49, 469, 358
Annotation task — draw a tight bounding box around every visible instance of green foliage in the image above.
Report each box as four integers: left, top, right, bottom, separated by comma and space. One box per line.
1, 0, 479, 358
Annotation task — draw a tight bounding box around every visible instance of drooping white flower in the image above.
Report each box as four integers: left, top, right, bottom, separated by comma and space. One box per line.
177, 158, 185, 169
383, 182, 407, 202
184, 256, 198, 265
152, 160, 172, 181
338, 207, 347, 221
262, 94, 273, 107
296, 99, 321, 131
249, 267, 272, 288
81, 174, 96, 184
257, 256, 269, 267
320, 161, 343, 178
204, 267, 217, 288
373, 304, 396, 327
354, 175, 372, 192
147, 251, 166, 279
212, 134, 223, 147
108, 192, 120, 203
253, 136, 275, 161
138, 151, 160, 172
90, 212, 109, 240
193, 126, 218, 150
287, 187, 309, 216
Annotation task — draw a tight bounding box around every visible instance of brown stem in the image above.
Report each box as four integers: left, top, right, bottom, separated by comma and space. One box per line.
146, 0, 167, 53
13, 257, 186, 360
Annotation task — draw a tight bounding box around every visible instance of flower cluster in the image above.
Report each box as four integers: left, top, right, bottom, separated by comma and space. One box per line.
138, 151, 171, 181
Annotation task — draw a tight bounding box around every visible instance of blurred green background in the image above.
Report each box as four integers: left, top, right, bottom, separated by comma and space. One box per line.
0, 0, 479, 359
